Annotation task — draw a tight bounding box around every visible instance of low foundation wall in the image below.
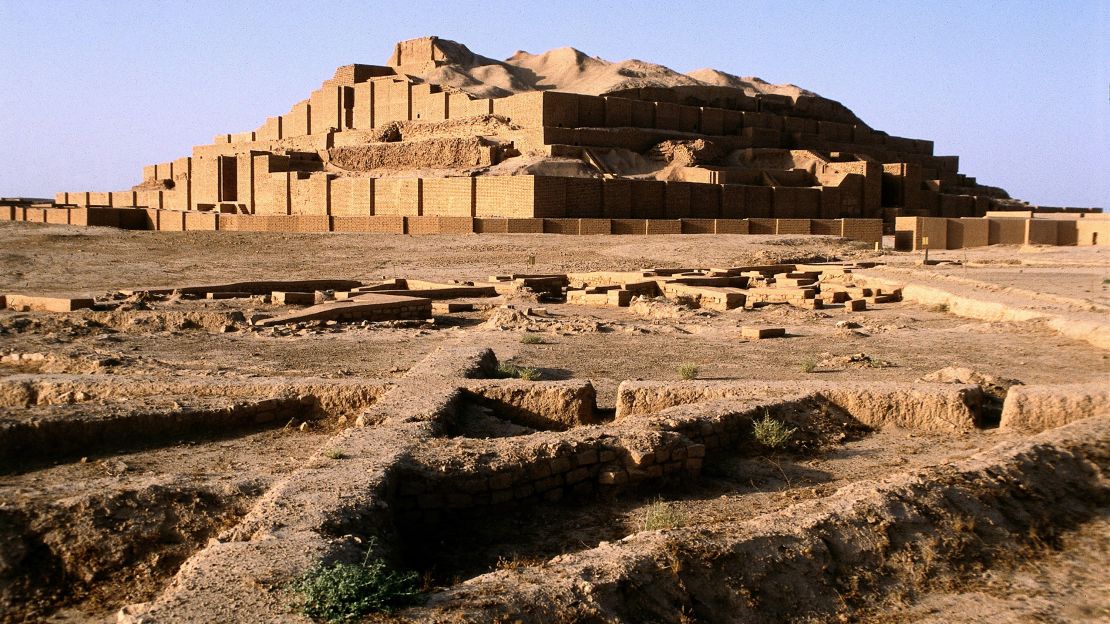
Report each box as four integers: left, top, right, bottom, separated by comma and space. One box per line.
614, 380, 983, 432
5, 208, 884, 241
0, 396, 315, 471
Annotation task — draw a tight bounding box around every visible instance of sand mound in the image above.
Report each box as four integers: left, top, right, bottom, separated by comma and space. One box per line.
686, 67, 814, 99
408, 38, 824, 101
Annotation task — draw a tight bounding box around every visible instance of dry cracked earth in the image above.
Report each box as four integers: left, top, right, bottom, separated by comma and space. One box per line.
0, 221, 1108, 623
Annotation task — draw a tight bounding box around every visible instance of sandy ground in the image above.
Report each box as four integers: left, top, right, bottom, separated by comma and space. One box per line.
0, 221, 1107, 622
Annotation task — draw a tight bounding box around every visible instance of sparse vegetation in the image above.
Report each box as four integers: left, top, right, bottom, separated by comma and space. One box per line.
753, 413, 798, 449
640, 499, 687, 531
496, 361, 541, 381
677, 362, 699, 380
323, 449, 347, 460
519, 333, 544, 344
293, 549, 419, 621
515, 366, 540, 381
801, 357, 818, 373
929, 302, 950, 313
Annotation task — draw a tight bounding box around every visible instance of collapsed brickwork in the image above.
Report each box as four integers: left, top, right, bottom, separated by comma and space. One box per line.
15, 36, 1098, 236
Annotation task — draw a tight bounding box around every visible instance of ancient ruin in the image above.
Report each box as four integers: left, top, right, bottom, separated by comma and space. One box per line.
1, 35, 1107, 624
1, 36, 1102, 243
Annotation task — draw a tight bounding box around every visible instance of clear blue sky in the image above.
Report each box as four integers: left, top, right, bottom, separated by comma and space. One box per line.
1, 0, 1107, 206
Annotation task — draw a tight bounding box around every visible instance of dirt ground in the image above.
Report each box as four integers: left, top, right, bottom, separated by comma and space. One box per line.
0, 221, 1107, 623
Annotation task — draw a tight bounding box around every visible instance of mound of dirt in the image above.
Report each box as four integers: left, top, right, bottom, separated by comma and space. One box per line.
408, 38, 824, 102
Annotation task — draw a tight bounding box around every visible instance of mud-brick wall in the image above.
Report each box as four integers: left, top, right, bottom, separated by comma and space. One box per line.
391, 434, 705, 525
330, 178, 374, 216
411, 84, 449, 122
474, 176, 566, 219
289, 173, 330, 216
285, 100, 311, 137
0, 397, 316, 471
422, 177, 475, 217
375, 178, 422, 216
310, 85, 343, 134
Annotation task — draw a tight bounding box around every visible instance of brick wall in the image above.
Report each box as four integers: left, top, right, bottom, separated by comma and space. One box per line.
564, 178, 602, 218
663, 181, 693, 218
946, 218, 989, 248
988, 218, 1025, 245
776, 219, 812, 235
285, 100, 311, 137
603, 97, 632, 127
718, 219, 749, 234
375, 178, 422, 216
289, 173, 330, 215
579, 218, 611, 235
328, 177, 373, 216
476, 176, 534, 218
578, 95, 605, 127
310, 85, 343, 133
689, 183, 721, 218
612, 219, 646, 235
422, 177, 475, 217
601, 179, 632, 218
185, 212, 218, 231
406, 216, 474, 235
681, 218, 715, 234
630, 179, 665, 219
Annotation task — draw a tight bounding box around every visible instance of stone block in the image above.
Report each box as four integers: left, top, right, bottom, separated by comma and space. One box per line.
272, 291, 315, 305
741, 326, 786, 339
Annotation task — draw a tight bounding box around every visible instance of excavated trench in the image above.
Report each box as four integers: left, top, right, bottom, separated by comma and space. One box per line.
394, 396, 876, 584
0, 376, 389, 621
394, 415, 1109, 623
385, 380, 1002, 586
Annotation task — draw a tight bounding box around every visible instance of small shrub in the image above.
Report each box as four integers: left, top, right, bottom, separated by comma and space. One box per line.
753, 414, 798, 449
677, 363, 699, 380
294, 550, 419, 621
496, 362, 541, 381
519, 333, 544, 345
801, 357, 818, 373
928, 303, 950, 313
323, 449, 346, 460
515, 366, 541, 381
640, 499, 686, 531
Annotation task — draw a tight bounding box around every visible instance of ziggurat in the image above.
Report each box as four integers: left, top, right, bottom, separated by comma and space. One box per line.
18, 36, 1089, 240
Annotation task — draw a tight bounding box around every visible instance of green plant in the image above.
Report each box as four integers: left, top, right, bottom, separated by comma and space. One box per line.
496, 361, 541, 381
677, 362, 699, 380
801, 357, 818, 373
640, 499, 687, 531
293, 548, 419, 621
519, 333, 544, 344
515, 366, 540, 381
753, 413, 798, 449
323, 449, 346, 460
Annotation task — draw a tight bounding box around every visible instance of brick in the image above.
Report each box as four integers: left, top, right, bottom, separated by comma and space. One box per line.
272, 291, 315, 305
741, 326, 786, 339
5, 294, 95, 312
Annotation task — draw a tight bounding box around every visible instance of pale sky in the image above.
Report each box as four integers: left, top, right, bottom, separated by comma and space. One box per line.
1, 0, 1107, 207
